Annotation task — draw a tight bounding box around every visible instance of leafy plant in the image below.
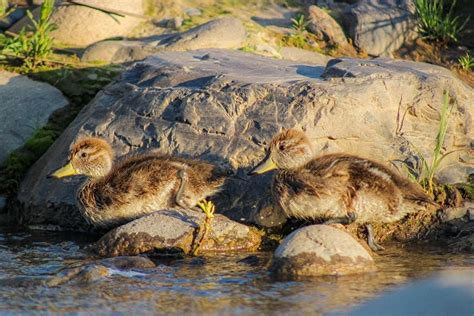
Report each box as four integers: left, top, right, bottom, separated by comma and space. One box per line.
283, 14, 309, 49
0, 0, 56, 70
401, 91, 455, 197
291, 14, 307, 34
458, 52, 474, 70
414, 0, 468, 44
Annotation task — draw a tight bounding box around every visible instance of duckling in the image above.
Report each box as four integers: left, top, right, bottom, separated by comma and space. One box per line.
249, 129, 434, 251
48, 137, 229, 229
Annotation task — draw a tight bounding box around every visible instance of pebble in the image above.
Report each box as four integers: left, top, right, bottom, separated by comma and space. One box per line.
185, 8, 202, 17
167, 16, 183, 29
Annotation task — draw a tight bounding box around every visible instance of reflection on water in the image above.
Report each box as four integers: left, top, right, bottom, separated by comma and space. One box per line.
0, 228, 472, 315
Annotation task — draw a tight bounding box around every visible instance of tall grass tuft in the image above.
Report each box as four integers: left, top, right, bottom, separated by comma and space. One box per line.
414, 0, 468, 44
24, 0, 56, 69
402, 91, 454, 197
423, 91, 452, 196
0, 0, 56, 70
285, 14, 309, 48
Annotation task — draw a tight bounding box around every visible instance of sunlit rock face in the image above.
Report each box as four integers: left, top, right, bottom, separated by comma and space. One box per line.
81, 17, 247, 64
340, 0, 417, 56
16, 49, 473, 231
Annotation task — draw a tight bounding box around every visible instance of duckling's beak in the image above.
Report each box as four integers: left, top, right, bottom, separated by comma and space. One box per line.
48, 162, 78, 179
248, 154, 277, 175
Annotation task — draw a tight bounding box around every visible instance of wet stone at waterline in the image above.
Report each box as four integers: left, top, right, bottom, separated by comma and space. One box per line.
93, 209, 263, 257
270, 225, 375, 277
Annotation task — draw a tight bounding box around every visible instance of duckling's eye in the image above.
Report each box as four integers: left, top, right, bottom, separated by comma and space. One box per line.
81, 152, 87, 158
278, 143, 286, 151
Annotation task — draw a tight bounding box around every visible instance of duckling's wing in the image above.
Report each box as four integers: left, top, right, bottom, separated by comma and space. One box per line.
99, 154, 178, 203
304, 156, 352, 183
276, 171, 324, 197
278, 160, 351, 198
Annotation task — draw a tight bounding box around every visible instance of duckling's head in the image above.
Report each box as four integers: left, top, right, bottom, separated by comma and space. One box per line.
249, 129, 313, 175
49, 137, 114, 179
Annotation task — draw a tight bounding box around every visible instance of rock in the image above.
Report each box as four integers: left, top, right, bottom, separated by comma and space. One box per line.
270, 225, 375, 277
45, 256, 155, 286
0, 8, 26, 30
98, 255, 156, 269
254, 43, 281, 58
279, 46, 330, 65
184, 7, 202, 17
93, 209, 262, 257
16, 49, 473, 230
438, 202, 474, 223
10, 0, 146, 47
72, 264, 111, 283
166, 16, 183, 29
81, 17, 246, 63
46, 264, 110, 286
0, 196, 6, 211
340, 0, 416, 56
422, 201, 474, 252
306, 5, 352, 50
316, 0, 358, 7
0, 70, 68, 163
468, 209, 474, 222
81, 40, 157, 64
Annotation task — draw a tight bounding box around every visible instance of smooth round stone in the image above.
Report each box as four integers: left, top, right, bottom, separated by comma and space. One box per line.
270, 225, 375, 277
99, 255, 156, 269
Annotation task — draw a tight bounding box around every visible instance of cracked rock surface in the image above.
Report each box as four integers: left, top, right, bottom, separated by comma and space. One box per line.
16, 49, 473, 231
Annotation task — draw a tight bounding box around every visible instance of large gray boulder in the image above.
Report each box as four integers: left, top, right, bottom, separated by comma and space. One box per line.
81, 17, 246, 64
10, 0, 146, 47
93, 209, 263, 257
16, 49, 473, 231
270, 225, 375, 277
0, 70, 68, 163
340, 0, 416, 56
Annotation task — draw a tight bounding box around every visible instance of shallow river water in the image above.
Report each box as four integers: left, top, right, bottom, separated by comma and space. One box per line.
0, 228, 472, 315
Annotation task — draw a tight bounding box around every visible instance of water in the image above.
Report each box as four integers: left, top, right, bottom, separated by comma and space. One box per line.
0, 228, 472, 315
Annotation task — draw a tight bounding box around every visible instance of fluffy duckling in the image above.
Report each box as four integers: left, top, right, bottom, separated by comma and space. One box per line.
249, 129, 433, 251
49, 137, 229, 229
